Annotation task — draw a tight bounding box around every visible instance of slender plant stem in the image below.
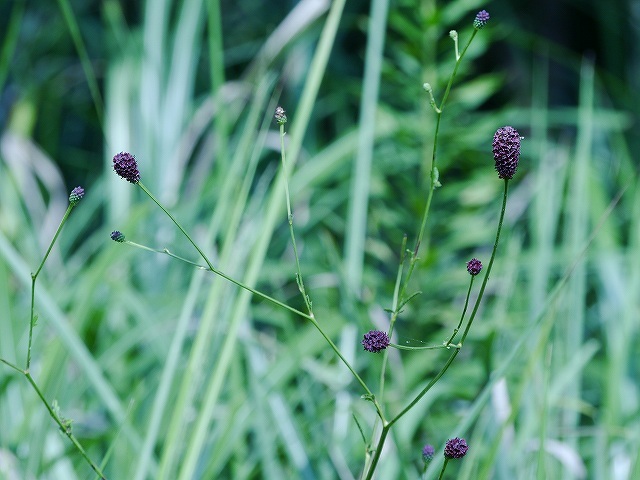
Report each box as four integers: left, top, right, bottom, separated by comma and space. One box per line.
391, 343, 459, 351
397, 29, 479, 306
136, 182, 312, 321
279, 122, 313, 316
437, 458, 450, 480
27, 205, 74, 370
136, 181, 383, 418
363, 423, 390, 480
388, 179, 510, 429
2, 196, 107, 477
362, 28, 484, 479
459, 179, 509, 344
445, 276, 475, 345
24, 372, 107, 479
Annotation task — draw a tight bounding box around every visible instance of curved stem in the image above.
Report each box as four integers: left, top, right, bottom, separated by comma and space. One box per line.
445, 276, 475, 345
137, 182, 312, 321
363, 424, 390, 480
397, 29, 479, 310
279, 122, 313, 316
388, 179, 510, 428
28, 204, 74, 370
137, 182, 382, 418
437, 458, 450, 480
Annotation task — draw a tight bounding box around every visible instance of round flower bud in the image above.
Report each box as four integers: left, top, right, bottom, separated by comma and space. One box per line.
361, 330, 390, 353
444, 437, 468, 459
473, 10, 490, 29
492, 126, 521, 179
466, 258, 483, 276
69, 186, 85, 206
422, 444, 435, 464
113, 152, 141, 184
274, 106, 287, 125
110, 230, 126, 242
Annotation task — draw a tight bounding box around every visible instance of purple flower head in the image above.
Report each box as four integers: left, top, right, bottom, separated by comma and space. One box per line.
110, 230, 126, 243
113, 152, 141, 184
422, 444, 435, 463
492, 126, 522, 179
466, 258, 483, 276
69, 186, 85, 206
362, 330, 390, 353
274, 106, 287, 125
444, 437, 468, 459
473, 10, 490, 29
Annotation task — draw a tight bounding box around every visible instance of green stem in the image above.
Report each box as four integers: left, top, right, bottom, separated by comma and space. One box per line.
137, 182, 382, 418
279, 122, 313, 315
391, 343, 459, 351
445, 276, 475, 345
363, 424, 390, 480
388, 179, 510, 428
27, 204, 74, 370
397, 29, 478, 310
1, 360, 107, 478
362, 28, 484, 479
137, 182, 312, 321
459, 179, 509, 344
437, 458, 450, 480
25, 372, 107, 479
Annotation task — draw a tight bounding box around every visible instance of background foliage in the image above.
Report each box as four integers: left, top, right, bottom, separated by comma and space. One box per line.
1, 0, 638, 479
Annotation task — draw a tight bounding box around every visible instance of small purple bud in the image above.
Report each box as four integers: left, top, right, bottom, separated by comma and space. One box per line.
444, 437, 468, 459
69, 186, 85, 206
113, 152, 141, 184
274, 106, 287, 125
466, 258, 483, 276
422, 444, 435, 463
361, 330, 390, 353
110, 230, 125, 243
492, 126, 522, 179
473, 10, 490, 29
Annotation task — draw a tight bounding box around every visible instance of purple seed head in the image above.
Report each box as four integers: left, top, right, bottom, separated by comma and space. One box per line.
473, 10, 490, 29
69, 186, 85, 206
466, 258, 483, 276
274, 106, 287, 125
113, 152, 141, 184
110, 230, 126, 243
362, 330, 390, 353
422, 444, 436, 463
444, 437, 468, 459
492, 126, 521, 179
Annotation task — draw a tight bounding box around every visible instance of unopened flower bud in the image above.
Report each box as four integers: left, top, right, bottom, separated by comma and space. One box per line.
69, 186, 85, 206
113, 152, 141, 184
492, 126, 522, 179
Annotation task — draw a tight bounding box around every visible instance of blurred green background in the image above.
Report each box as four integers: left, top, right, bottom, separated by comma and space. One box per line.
0, 0, 638, 479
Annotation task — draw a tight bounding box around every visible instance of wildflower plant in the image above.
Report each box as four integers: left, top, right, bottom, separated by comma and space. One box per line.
0, 188, 107, 479
104, 10, 518, 479
0, 8, 523, 479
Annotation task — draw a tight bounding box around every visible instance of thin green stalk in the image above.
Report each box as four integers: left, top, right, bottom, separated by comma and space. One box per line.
136, 180, 381, 420
279, 121, 313, 315
28, 203, 74, 370
459, 179, 509, 344
398, 29, 479, 305
364, 236, 407, 470
56, 0, 104, 123
136, 182, 312, 321
363, 26, 486, 479
24, 372, 107, 479
388, 179, 509, 428
363, 424, 390, 480
445, 276, 475, 345
437, 458, 450, 480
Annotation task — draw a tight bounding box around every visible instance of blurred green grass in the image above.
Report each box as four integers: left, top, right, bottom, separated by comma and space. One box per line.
1, 0, 639, 479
